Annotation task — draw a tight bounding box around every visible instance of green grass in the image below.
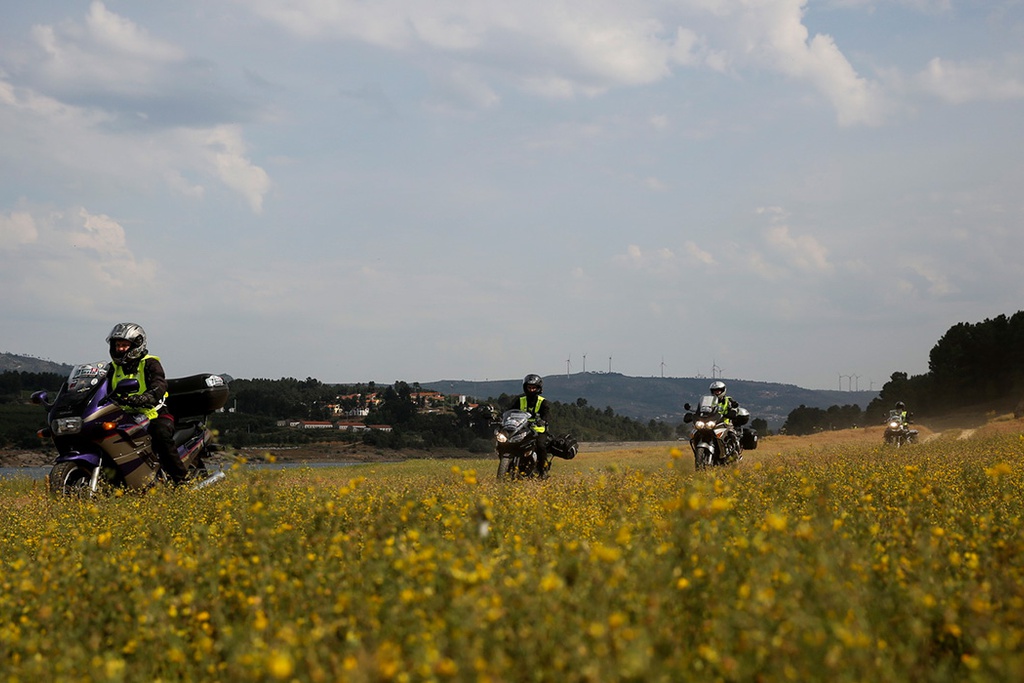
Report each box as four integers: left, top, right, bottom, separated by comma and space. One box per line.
3, 436, 1024, 681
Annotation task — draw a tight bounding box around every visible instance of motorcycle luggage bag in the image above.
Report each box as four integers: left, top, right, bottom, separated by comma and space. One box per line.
740, 427, 758, 450
549, 434, 579, 460
166, 374, 230, 418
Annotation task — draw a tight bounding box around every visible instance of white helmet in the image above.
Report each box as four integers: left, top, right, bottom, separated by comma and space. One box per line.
709, 380, 726, 397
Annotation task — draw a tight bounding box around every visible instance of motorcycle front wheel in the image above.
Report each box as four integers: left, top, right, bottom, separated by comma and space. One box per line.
497, 456, 513, 480
49, 461, 95, 497
694, 446, 712, 471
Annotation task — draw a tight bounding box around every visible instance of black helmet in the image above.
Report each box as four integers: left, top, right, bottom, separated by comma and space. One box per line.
107, 322, 147, 364
895, 401, 905, 410
710, 381, 726, 397
523, 374, 543, 394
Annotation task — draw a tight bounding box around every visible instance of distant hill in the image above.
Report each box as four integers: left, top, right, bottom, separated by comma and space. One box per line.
424, 373, 878, 430
0, 352, 72, 376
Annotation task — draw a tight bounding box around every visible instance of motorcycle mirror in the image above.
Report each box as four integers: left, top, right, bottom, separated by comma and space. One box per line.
31, 390, 48, 405
115, 379, 141, 394
683, 403, 691, 411
683, 413, 693, 423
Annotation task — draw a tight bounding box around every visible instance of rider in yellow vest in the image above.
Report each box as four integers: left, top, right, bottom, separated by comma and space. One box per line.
106, 323, 188, 484
506, 373, 552, 477
895, 401, 910, 426
709, 380, 741, 454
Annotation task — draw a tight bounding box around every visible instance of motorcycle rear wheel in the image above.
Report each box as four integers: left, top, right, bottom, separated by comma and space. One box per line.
49, 461, 94, 497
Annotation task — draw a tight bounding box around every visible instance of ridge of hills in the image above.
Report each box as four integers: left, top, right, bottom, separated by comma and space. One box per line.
0, 352, 72, 376
425, 372, 877, 429
0, 352, 876, 429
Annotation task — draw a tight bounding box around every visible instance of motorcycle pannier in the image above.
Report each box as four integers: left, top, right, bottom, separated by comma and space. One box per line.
166, 374, 230, 418
732, 408, 750, 426
549, 434, 579, 460
740, 427, 758, 450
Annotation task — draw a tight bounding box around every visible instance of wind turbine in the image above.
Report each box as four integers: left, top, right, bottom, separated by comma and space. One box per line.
566, 354, 571, 378
660, 356, 666, 378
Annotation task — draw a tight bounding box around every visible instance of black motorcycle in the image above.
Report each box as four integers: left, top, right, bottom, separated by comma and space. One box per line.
883, 410, 918, 447
32, 362, 230, 495
492, 410, 577, 480
494, 410, 544, 479
683, 396, 756, 470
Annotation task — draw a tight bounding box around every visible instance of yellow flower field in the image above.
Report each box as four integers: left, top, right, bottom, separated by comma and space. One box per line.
3, 432, 1024, 682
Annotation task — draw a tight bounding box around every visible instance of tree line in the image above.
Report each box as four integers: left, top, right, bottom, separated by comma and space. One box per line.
781, 310, 1024, 435
214, 379, 678, 451
0, 371, 65, 448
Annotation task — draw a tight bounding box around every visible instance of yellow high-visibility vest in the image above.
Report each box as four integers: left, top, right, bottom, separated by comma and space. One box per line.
519, 395, 546, 432
111, 355, 167, 420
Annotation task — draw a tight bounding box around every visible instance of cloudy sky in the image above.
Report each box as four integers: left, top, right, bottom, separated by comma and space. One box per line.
1, 1, 1022, 391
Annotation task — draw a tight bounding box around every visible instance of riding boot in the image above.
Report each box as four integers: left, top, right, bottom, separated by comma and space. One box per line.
150, 415, 188, 484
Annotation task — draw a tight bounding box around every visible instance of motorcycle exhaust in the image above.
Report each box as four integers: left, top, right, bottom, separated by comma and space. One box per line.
191, 471, 226, 490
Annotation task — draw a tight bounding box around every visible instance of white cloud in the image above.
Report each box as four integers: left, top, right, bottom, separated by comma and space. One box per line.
0, 211, 38, 247
427, 64, 501, 111
72, 208, 129, 253
27, 1, 186, 98
918, 57, 1024, 104
0, 207, 159, 317
683, 240, 715, 266
765, 225, 832, 272
615, 244, 678, 276
756, 207, 832, 273
899, 258, 957, 297
243, 0, 885, 123
0, 72, 269, 212
198, 126, 271, 213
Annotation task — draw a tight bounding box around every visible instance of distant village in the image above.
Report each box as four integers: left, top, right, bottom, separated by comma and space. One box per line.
273, 390, 470, 433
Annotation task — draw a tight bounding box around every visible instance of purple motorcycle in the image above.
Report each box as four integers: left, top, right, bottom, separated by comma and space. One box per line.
33, 362, 229, 495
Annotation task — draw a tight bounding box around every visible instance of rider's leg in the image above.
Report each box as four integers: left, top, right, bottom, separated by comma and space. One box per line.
150, 414, 188, 483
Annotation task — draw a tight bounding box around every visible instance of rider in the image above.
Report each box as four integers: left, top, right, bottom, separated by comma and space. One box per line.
507, 373, 551, 477
709, 380, 741, 453
106, 323, 188, 484
894, 401, 910, 425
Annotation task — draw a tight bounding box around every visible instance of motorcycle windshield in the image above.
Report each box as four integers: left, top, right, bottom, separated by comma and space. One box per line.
65, 362, 109, 395
52, 362, 109, 414
696, 395, 718, 416
500, 410, 531, 430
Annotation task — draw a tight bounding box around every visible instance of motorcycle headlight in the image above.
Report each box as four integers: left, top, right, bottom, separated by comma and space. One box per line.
495, 432, 508, 443
52, 417, 83, 435
889, 421, 899, 429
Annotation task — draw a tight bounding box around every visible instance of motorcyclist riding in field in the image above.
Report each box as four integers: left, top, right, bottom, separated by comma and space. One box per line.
709, 380, 741, 454
507, 374, 552, 478
106, 323, 189, 484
